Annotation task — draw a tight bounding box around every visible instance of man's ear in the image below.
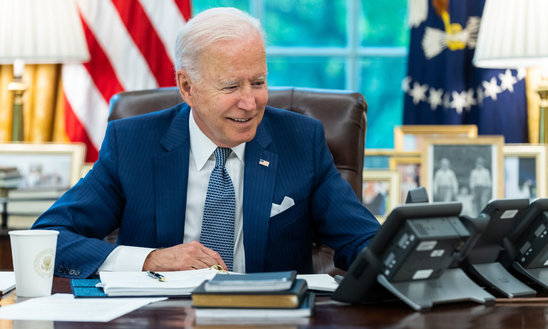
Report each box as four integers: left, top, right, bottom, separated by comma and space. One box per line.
176, 70, 194, 107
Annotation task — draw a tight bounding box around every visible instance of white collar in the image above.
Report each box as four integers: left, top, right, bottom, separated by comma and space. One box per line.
189, 109, 245, 170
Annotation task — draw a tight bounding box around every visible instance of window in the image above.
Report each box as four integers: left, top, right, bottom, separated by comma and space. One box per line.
193, 0, 409, 148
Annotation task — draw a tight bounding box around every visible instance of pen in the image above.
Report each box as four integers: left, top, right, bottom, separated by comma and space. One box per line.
147, 270, 166, 282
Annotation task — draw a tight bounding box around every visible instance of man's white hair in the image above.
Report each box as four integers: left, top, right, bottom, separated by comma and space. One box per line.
174, 7, 266, 81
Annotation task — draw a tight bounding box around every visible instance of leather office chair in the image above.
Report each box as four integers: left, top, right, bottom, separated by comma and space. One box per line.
108, 86, 368, 274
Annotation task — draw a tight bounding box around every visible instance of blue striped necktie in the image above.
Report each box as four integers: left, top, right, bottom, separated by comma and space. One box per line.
199, 147, 235, 271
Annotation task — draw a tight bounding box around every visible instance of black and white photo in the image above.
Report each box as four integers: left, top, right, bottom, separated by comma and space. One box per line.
422, 137, 504, 217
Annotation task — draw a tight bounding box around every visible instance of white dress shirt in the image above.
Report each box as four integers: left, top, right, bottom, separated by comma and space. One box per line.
99, 110, 246, 273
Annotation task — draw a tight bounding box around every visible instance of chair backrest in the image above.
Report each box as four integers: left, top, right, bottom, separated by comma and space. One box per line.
109, 86, 367, 200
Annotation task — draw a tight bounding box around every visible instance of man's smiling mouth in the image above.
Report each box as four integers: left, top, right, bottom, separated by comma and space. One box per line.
230, 118, 251, 122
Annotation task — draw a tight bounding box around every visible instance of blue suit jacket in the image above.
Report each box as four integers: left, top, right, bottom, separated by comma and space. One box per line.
33, 104, 380, 278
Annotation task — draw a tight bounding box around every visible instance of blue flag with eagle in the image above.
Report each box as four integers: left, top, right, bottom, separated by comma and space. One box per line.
403, 0, 527, 143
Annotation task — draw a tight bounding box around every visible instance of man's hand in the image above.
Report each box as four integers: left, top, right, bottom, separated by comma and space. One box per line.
142, 241, 228, 271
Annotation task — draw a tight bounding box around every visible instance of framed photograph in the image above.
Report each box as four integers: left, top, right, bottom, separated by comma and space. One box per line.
0, 143, 86, 190
363, 149, 395, 169
394, 125, 478, 151
362, 170, 400, 224
389, 156, 422, 205
421, 136, 504, 218
364, 149, 420, 170
503, 144, 547, 201
80, 162, 95, 178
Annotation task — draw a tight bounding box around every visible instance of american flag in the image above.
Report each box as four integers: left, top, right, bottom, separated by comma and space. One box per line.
63, 0, 191, 162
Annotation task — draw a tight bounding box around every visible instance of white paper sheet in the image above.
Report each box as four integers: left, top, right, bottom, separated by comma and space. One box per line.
297, 274, 339, 292
0, 271, 15, 295
0, 293, 166, 322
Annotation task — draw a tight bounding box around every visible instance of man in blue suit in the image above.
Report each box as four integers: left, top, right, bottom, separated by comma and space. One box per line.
32, 7, 379, 278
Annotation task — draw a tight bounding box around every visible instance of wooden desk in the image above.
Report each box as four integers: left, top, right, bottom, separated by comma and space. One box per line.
1, 277, 548, 328
0, 229, 12, 270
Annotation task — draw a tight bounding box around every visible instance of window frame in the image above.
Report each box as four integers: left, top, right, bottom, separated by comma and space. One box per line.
251, 0, 408, 92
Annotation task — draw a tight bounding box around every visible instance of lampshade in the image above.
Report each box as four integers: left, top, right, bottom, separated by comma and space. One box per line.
473, 0, 548, 70
0, 0, 89, 68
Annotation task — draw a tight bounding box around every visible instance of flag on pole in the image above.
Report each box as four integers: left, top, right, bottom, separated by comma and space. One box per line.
63, 0, 191, 162
403, 0, 527, 143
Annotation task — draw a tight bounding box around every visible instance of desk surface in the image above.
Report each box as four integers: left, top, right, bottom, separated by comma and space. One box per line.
0, 278, 548, 328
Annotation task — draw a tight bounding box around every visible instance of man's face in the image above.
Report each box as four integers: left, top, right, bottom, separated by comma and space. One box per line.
177, 32, 268, 148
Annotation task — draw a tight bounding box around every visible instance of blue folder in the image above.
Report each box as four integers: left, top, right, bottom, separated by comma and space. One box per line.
71, 279, 107, 298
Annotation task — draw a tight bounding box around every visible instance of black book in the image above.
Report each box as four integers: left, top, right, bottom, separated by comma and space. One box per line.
192, 278, 308, 309
204, 270, 297, 292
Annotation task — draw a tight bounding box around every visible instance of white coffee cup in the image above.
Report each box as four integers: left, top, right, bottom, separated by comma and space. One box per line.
9, 230, 59, 297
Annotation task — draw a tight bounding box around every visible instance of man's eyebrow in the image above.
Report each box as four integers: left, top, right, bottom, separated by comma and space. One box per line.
218, 75, 266, 86
218, 79, 239, 87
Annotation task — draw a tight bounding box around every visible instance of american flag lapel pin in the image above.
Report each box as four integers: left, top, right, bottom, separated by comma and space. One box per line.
259, 159, 270, 167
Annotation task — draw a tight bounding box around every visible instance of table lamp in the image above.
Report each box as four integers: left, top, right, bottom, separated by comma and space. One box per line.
0, 0, 89, 142
473, 0, 548, 143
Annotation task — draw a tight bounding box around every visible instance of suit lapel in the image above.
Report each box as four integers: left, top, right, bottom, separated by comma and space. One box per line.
151, 105, 279, 268
154, 106, 190, 247
243, 124, 277, 272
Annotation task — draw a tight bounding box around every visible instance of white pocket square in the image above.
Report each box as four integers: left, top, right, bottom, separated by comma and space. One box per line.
270, 196, 295, 218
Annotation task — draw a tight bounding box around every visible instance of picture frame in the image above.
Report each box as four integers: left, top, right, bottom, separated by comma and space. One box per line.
363, 149, 395, 169
0, 143, 86, 190
364, 149, 420, 170
389, 155, 422, 205
503, 144, 547, 200
421, 136, 504, 218
394, 125, 478, 151
80, 162, 95, 178
362, 170, 400, 224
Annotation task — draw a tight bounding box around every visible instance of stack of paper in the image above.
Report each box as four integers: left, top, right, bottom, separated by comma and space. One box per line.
99, 268, 219, 297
